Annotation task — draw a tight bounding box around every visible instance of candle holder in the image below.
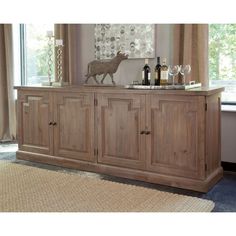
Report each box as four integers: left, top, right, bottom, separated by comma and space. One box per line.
47, 34, 54, 85
56, 43, 63, 82
42, 31, 54, 86
52, 39, 68, 87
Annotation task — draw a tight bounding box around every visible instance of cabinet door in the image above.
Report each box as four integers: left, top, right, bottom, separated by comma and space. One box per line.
97, 93, 146, 170
146, 95, 205, 179
17, 91, 53, 155
53, 92, 95, 162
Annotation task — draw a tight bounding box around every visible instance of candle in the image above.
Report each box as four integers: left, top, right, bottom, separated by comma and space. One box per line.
46, 30, 53, 37
55, 39, 63, 46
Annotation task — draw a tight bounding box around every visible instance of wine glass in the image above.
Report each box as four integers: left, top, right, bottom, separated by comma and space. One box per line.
168, 65, 180, 85
179, 65, 191, 85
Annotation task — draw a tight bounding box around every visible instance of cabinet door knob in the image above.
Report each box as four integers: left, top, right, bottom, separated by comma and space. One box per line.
53, 122, 57, 126
140, 131, 145, 134
49, 122, 53, 125
145, 131, 151, 135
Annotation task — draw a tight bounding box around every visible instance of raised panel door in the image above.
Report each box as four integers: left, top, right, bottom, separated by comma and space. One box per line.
97, 93, 146, 170
17, 91, 53, 155
53, 92, 95, 162
146, 95, 205, 179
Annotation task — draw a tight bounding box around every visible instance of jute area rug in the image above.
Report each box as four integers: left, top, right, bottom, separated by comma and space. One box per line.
0, 162, 214, 212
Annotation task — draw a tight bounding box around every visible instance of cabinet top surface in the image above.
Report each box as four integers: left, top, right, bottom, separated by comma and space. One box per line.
14, 85, 224, 96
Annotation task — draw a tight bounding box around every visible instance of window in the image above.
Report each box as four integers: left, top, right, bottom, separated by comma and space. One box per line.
13, 24, 55, 86
209, 24, 236, 103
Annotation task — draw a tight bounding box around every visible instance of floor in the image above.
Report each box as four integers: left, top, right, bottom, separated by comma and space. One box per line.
1, 142, 236, 212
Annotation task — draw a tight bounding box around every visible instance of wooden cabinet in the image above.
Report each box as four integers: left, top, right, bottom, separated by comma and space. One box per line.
16, 86, 224, 192
17, 91, 53, 155
97, 93, 206, 180
53, 92, 95, 161
97, 93, 146, 170
17, 90, 95, 162
145, 94, 205, 180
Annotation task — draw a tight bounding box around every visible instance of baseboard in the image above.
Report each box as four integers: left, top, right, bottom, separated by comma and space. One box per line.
0, 140, 17, 144
221, 161, 236, 172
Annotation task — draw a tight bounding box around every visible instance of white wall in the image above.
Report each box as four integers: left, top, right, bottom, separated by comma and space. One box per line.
221, 111, 236, 163
77, 24, 173, 85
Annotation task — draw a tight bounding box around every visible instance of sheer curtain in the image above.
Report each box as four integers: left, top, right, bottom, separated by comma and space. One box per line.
172, 24, 209, 86
54, 24, 80, 85
0, 24, 16, 141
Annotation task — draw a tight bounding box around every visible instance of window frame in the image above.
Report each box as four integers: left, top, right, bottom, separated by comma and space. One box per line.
19, 24, 27, 86
221, 101, 236, 105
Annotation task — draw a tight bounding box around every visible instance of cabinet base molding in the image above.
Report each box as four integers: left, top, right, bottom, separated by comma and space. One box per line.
16, 151, 223, 193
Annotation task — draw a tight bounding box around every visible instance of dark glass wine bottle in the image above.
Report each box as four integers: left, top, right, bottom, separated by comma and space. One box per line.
154, 57, 161, 85
142, 59, 151, 85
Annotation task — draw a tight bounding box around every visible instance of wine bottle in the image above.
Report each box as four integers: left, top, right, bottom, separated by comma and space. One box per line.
154, 57, 161, 85
160, 58, 168, 85
142, 59, 151, 85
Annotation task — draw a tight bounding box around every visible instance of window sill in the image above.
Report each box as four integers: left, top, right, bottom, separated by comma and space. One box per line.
221, 105, 236, 112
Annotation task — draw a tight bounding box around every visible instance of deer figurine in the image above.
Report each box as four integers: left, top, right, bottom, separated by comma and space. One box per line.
85, 51, 128, 85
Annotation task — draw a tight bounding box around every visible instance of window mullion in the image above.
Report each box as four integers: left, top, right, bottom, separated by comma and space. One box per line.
20, 24, 26, 86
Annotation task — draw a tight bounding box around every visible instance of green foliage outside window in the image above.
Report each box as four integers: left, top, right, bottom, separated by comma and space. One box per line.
25, 24, 54, 85
209, 24, 236, 102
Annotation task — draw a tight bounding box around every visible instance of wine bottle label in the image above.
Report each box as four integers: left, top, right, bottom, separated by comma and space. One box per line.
155, 71, 158, 79
148, 72, 151, 80
161, 71, 168, 81
142, 71, 144, 80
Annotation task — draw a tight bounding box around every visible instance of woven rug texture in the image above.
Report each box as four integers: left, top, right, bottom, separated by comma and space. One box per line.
0, 162, 215, 212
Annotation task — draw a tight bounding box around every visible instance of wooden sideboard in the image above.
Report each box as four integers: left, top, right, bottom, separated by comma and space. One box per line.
15, 85, 224, 192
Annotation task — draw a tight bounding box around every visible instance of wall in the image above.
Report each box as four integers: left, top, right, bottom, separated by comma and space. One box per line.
221, 111, 236, 163
77, 24, 173, 85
